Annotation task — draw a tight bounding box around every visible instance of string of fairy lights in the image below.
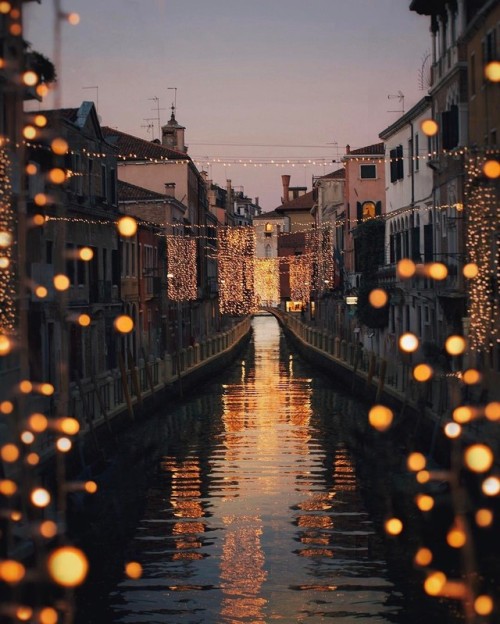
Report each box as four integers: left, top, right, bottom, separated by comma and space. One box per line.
0, 1, 499, 620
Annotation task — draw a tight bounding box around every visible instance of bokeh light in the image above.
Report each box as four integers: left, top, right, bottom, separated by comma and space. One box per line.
413, 363, 433, 382
47, 546, 89, 587
117, 216, 137, 237
368, 405, 393, 431
407, 452, 426, 472
31, 487, 51, 507
384, 517, 403, 535
464, 444, 494, 473
114, 315, 134, 333
482, 159, 500, 179
125, 561, 143, 579
424, 571, 447, 595
368, 288, 388, 308
416, 494, 434, 512
397, 258, 416, 278
484, 60, 500, 81
414, 547, 433, 567
475, 508, 493, 528
445, 335, 466, 355
399, 332, 419, 353
474, 595, 493, 616
444, 422, 462, 439
421, 119, 439, 136
481, 476, 500, 497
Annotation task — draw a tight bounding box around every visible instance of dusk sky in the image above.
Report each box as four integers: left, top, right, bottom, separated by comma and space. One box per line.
24, 0, 431, 210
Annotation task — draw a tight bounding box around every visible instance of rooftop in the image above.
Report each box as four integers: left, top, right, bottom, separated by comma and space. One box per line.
102, 126, 190, 162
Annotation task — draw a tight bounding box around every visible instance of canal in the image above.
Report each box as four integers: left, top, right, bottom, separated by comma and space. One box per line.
73, 315, 457, 624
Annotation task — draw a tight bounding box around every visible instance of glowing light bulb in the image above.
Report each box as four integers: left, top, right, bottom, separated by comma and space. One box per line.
444, 422, 461, 439
56, 437, 72, 452
475, 508, 493, 528
39, 607, 59, 624
482, 476, 500, 496
407, 452, 426, 471
84, 481, 98, 494
114, 315, 134, 333
413, 363, 432, 382
445, 335, 466, 355
40, 520, 58, 539
125, 561, 143, 579
53, 274, 70, 291
416, 494, 434, 512
79, 246, 93, 261
368, 288, 388, 308
474, 595, 493, 616
485, 402, 500, 421
1, 444, 19, 462
0, 334, 12, 356
421, 119, 439, 136
23, 70, 38, 86
483, 160, 500, 179
29, 413, 48, 432
47, 546, 89, 587
368, 405, 393, 431
48, 168, 66, 184
462, 368, 481, 384
78, 314, 91, 327
117, 216, 137, 237
447, 527, 466, 548
414, 547, 433, 566
399, 332, 419, 353
464, 444, 493, 473
427, 262, 448, 280
31, 487, 51, 507
463, 263, 479, 279
397, 258, 416, 278
0, 560, 25, 583
424, 571, 447, 595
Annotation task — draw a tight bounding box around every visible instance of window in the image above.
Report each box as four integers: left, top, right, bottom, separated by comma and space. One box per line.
442, 105, 459, 150
109, 168, 116, 205
265, 244, 271, 258
389, 145, 404, 182
360, 164, 376, 179
88, 158, 93, 197
101, 164, 107, 201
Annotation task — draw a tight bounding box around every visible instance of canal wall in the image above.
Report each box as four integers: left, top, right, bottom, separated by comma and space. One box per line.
32, 317, 253, 470
269, 308, 486, 459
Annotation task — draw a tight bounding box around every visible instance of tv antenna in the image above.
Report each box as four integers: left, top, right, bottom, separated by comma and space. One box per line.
387, 90, 405, 114
148, 96, 166, 141
418, 51, 432, 91
141, 118, 156, 139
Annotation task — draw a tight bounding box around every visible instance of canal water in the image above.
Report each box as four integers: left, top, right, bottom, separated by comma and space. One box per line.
74, 316, 452, 624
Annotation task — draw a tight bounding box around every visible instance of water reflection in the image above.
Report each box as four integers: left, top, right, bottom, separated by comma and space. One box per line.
108, 317, 400, 623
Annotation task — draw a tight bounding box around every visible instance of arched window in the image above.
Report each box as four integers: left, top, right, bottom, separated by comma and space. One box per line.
265, 244, 271, 258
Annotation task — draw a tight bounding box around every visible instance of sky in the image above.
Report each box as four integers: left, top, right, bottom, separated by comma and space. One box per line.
24, 0, 432, 211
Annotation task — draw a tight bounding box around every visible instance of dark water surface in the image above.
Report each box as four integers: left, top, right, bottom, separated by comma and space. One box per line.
75, 316, 449, 623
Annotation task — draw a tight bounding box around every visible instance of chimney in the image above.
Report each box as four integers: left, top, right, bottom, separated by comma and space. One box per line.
226, 179, 232, 213
255, 196, 259, 206
281, 175, 291, 204
165, 182, 176, 197
346, 144, 350, 154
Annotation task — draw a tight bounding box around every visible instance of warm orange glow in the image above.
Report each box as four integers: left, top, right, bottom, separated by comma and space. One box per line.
10, 510, 21, 522
407, 452, 426, 471
37, 84, 49, 97
23, 70, 38, 86
0, 401, 14, 414
462, 368, 481, 384
84, 481, 98, 494
34, 193, 48, 206
0, 334, 11, 356
9, 23, 22, 36
463, 263, 479, 279
399, 332, 419, 353
26, 452, 39, 465
0, 3, 12, 15
368, 288, 388, 308
29, 413, 48, 432
79, 246, 94, 261
368, 405, 393, 431
125, 561, 143, 579
19, 380, 33, 393
31, 487, 51, 507
68, 12, 80, 25
415, 494, 434, 512
48, 168, 66, 184
474, 595, 494, 616
464, 444, 494, 473
413, 363, 433, 382
23, 125, 36, 140
34, 114, 47, 128
0, 256, 9, 269
475, 508, 493, 528
114, 314, 134, 333
57, 417, 80, 435
453, 405, 474, 423
16, 606, 33, 621
35, 286, 48, 300
397, 258, 416, 278
424, 571, 447, 595
484, 60, 500, 82
0, 479, 17, 495
40, 383, 54, 396
414, 547, 433, 566
483, 160, 500, 179
445, 335, 466, 355
0, 231, 12, 247
1, 444, 19, 462
78, 314, 91, 327
56, 437, 72, 453
39, 607, 58, 624
39, 520, 58, 539
421, 119, 439, 136
426, 262, 448, 280
385, 517, 403, 535
117, 216, 137, 237
53, 274, 70, 291
416, 470, 430, 484
482, 476, 500, 497
33, 213, 46, 226
444, 422, 461, 439
446, 527, 466, 548
51, 138, 68, 155
485, 402, 500, 421
0, 560, 25, 584
26, 162, 38, 175
47, 546, 89, 587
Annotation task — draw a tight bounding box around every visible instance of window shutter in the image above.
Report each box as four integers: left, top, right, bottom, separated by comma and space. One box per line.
442, 107, 459, 150
424, 224, 433, 262
390, 234, 395, 264
356, 202, 362, 223
411, 227, 421, 261
390, 148, 398, 183
375, 201, 382, 216
397, 145, 404, 179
